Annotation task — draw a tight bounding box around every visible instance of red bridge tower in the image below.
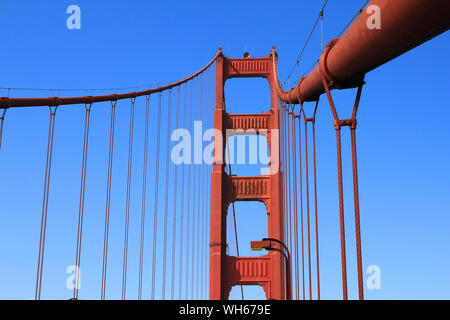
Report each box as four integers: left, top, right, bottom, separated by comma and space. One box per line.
210, 48, 287, 300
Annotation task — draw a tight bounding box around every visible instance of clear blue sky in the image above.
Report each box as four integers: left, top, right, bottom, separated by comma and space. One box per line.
0, 0, 449, 300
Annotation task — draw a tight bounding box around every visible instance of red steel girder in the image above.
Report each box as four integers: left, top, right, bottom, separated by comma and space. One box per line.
275, 0, 450, 103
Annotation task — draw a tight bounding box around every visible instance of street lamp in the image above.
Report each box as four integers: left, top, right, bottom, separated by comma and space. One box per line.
250, 238, 292, 300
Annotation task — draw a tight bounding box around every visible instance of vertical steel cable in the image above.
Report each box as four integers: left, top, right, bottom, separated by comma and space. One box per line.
296, 110, 306, 301
122, 98, 135, 300
138, 95, 150, 300
201, 70, 208, 299
191, 77, 198, 300
74, 103, 92, 300
196, 73, 203, 300
151, 93, 163, 300
162, 90, 172, 299
307, 100, 321, 300
334, 126, 348, 300
35, 106, 57, 300
351, 86, 364, 300
281, 106, 289, 250
303, 113, 313, 300
291, 111, 300, 301
185, 80, 193, 298
171, 87, 181, 300
200, 71, 207, 299
286, 109, 293, 287
0, 109, 7, 152
101, 100, 117, 300
178, 84, 187, 299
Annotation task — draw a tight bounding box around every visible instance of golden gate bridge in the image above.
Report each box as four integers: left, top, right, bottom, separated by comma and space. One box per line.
0, 0, 449, 301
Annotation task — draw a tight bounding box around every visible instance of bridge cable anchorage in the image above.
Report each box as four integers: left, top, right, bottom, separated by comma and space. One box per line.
101, 99, 117, 300
122, 97, 135, 300
0, 108, 7, 152
151, 92, 163, 300
35, 105, 58, 300
170, 86, 181, 300
73, 102, 93, 300
290, 105, 300, 300
138, 95, 150, 300
162, 89, 172, 299
319, 45, 366, 299
178, 83, 188, 299
298, 96, 321, 300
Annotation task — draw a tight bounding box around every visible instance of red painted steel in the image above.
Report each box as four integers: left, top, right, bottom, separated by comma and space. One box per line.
273, 0, 450, 103
210, 50, 287, 300
0, 53, 220, 108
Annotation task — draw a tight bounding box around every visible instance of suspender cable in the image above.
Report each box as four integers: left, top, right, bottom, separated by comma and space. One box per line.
35, 106, 58, 300
191, 77, 198, 299
320, 62, 365, 299
122, 97, 135, 300
334, 122, 347, 299
311, 106, 321, 300
195, 73, 204, 299
101, 100, 117, 300
73, 103, 92, 300
299, 100, 320, 300
151, 92, 163, 300
296, 110, 306, 301
171, 87, 181, 300
351, 86, 364, 300
286, 108, 293, 285
290, 108, 300, 301
200, 71, 207, 299
185, 80, 193, 299
162, 90, 172, 299
300, 99, 320, 300
282, 106, 289, 249
138, 95, 150, 300
178, 83, 187, 299
0, 109, 7, 152
301, 105, 313, 300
